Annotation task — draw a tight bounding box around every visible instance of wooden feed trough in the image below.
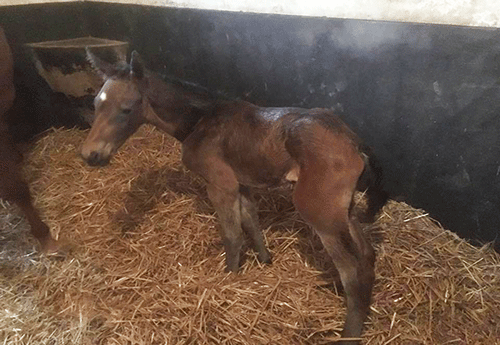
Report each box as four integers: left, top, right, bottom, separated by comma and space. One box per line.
26, 37, 129, 124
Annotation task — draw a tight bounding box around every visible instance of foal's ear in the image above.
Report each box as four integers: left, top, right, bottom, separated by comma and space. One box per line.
130, 51, 145, 80
86, 47, 117, 78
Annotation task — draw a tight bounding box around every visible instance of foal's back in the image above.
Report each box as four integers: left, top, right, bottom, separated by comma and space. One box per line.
186, 100, 362, 189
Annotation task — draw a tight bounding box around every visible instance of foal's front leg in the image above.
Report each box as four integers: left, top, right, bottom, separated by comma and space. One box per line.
182, 142, 259, 272
206, 183, 245, 272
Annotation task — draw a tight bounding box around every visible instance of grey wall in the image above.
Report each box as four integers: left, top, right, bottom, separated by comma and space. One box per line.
1, 2, 499, 250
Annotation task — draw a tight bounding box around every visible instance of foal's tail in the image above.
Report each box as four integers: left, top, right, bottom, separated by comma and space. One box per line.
356, 146, 389, 223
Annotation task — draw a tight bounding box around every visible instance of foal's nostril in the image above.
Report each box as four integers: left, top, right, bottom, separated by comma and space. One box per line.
88, 151, 100, 165
85, 151, 109, 167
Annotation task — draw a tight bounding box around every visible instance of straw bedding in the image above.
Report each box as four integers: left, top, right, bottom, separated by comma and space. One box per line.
1, 126, 499, 344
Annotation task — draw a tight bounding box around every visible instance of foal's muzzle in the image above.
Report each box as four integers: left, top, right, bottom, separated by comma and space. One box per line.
82, 151, 111, 167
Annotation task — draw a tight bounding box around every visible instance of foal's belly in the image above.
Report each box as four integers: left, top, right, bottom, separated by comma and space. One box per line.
230, 153, 298, 188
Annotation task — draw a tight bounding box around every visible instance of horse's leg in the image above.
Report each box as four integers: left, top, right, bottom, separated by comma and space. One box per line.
17, 192, 60, 253
293, 166, 374, 344
206, 182, 244, 272
1, 172, 59, 253
239, 186, 272, 264
182, 138, 247, 272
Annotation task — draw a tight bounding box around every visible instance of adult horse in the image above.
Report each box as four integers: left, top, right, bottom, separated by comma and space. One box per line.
0, 26, 60, 253
82, 50, 387, 344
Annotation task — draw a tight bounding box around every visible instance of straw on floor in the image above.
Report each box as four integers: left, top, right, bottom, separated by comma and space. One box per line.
1, 126, 499, 344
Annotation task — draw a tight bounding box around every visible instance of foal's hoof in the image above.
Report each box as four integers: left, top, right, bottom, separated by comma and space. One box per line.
257, 251, 273, 265
224, 265, 240, 273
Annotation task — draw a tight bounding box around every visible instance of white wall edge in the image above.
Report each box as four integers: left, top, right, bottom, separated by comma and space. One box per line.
2, 0, 500, 28
1, 0, 81, 4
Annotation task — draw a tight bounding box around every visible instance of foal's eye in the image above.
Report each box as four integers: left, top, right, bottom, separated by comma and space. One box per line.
122, 108, 132, 115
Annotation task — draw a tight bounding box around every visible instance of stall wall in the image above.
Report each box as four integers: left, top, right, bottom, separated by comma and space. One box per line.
0, 1, 499, 250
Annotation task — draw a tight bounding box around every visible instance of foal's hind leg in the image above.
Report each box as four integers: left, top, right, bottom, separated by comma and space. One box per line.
293, 168, 374, 344
239, 186, 272, 264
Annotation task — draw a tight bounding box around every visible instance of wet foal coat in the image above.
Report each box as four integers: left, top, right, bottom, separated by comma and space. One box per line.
82, 51, 383, 344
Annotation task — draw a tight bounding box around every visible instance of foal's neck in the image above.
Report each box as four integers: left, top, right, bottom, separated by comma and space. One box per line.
145, 74, 216, 142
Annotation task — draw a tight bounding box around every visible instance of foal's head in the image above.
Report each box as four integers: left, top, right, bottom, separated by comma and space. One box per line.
81, 50, 148, 166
